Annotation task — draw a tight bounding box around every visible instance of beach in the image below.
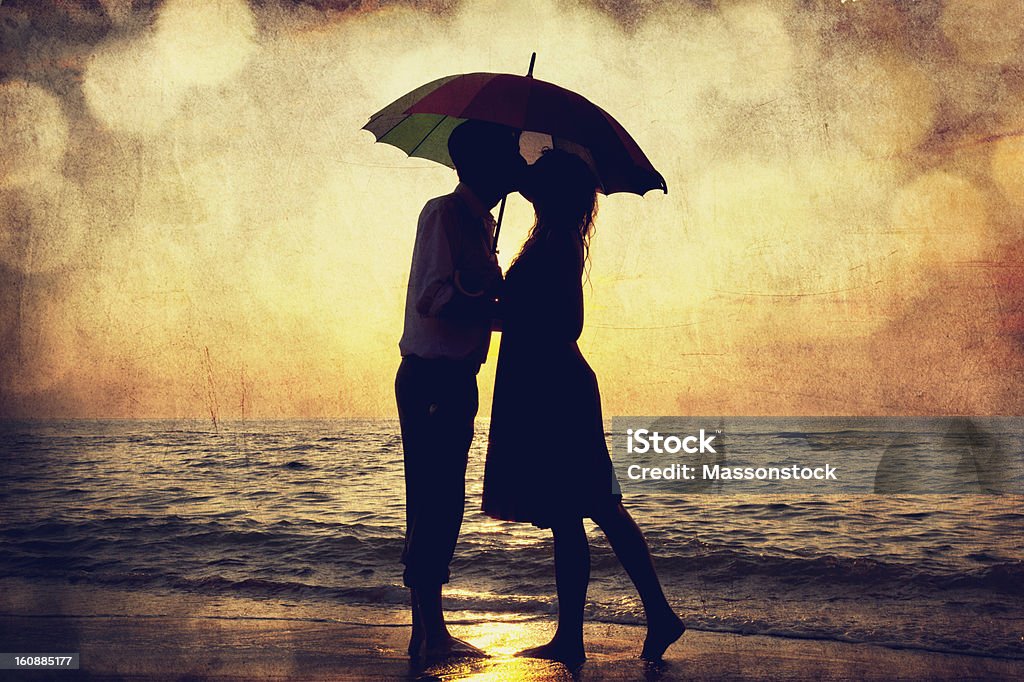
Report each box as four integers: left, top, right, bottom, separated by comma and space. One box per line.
2, 577, 1022, 681
2, 418, 1023, 679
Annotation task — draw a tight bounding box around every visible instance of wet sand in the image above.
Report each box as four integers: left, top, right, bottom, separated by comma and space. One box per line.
1, 578, 1021, 680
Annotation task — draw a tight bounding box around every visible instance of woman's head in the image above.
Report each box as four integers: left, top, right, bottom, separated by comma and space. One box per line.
520, 148, 600, 250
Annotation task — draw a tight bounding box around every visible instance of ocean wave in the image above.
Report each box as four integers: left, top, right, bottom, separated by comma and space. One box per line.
4, 517, 1022, 602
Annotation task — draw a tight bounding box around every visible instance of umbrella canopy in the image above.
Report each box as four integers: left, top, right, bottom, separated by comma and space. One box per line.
363, 71, 667, 196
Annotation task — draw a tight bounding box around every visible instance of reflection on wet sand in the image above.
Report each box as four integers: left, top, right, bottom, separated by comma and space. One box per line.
409, 617, 575, 680
2, 578, 1020, 680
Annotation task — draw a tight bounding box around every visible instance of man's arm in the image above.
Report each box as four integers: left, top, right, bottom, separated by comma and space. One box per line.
412, 201, 457, 317
412, 201, 499, 321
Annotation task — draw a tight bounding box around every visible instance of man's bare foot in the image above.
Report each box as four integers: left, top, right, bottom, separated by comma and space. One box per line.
515, 640, 586, 669
641, 614, 685, 661
422, 635, 488, 660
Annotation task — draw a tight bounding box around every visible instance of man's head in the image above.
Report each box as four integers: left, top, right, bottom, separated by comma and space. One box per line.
447, 120, 526, 206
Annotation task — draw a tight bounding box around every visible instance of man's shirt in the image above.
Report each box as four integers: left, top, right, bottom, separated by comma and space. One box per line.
399, 183, 500, 365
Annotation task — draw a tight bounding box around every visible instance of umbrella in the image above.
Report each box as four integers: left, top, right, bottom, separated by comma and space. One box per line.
362, 53, 666, 250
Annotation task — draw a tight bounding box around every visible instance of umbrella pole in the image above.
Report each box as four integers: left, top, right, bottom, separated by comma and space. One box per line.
492, 194, 507, 254
492, 52, 537, 255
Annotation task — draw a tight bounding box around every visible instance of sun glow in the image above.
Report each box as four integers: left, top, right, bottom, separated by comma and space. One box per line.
2, 0, 1022, 418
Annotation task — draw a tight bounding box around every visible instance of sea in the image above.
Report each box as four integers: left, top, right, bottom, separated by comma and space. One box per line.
1, 418, 1022, 659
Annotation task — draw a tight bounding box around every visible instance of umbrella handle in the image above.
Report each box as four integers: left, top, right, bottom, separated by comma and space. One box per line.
492, 53, 535, 254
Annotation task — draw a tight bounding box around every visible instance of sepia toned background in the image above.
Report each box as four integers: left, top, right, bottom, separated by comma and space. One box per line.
1, 0, 1022, 419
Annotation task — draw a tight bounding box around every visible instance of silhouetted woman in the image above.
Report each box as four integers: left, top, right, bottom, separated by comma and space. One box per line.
483, 148, 685, 667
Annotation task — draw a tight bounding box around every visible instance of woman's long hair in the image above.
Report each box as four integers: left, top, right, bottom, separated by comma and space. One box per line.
513, 148, 599, 274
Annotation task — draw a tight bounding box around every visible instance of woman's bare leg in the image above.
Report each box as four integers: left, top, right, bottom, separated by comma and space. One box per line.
516, 517, 589, 667
408, 589, 423, 656
592, 502, 685, 660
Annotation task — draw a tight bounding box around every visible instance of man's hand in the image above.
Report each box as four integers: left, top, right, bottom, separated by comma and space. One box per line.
454, 262, 502, 298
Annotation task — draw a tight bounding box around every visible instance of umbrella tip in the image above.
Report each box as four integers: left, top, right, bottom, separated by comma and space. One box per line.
527, 52, 536, 78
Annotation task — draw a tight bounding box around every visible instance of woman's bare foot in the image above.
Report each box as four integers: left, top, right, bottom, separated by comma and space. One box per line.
422, 635, 488, 660
515, 639, 586, 669
641, 614, 686, 661
408, 630, 424, 658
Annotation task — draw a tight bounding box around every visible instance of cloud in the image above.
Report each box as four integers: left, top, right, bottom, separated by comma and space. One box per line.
82, 0, 257, 136
941, 0, 1024, 65
0, 79, 69, 181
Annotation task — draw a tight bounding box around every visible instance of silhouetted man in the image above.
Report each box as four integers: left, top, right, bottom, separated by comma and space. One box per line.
395, 120, 525, 659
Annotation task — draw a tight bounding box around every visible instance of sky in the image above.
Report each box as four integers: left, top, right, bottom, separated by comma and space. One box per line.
1, 0, 1022, 419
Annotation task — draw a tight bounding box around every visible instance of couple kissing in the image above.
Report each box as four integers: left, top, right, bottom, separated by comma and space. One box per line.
395, 120, 684, 669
